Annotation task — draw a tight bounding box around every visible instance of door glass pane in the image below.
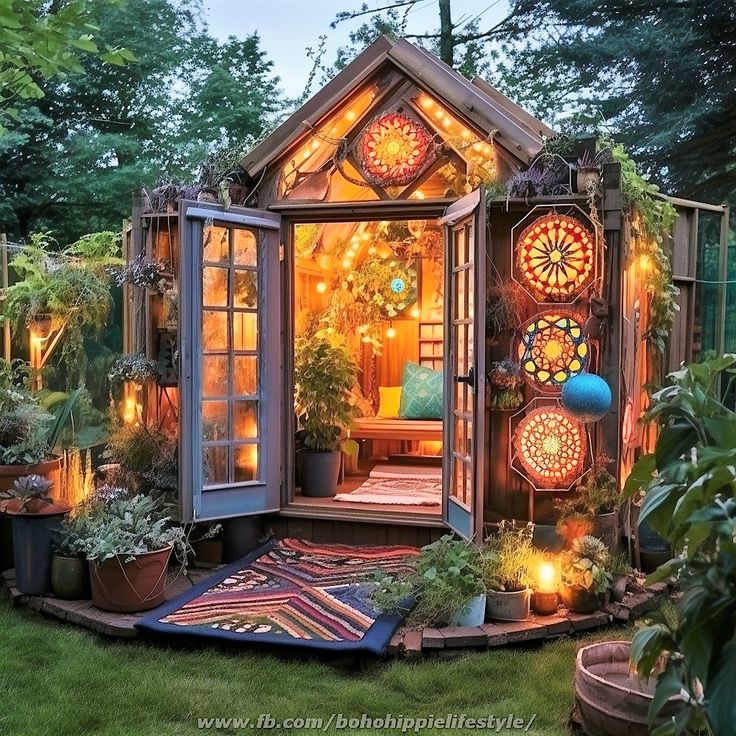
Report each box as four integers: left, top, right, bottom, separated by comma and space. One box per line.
233, 355, 257, 395
234, 270, 258, 308
233, 229, 257, 266
203, 225, 229, 263
233, 312, 258, 351
203, 267, 229, 307
234, 400, 258, 439
202, 401, 228, 441
234, 444, 259, 482
204, 446, 229, 486
202, 355, 229, 396
203, 311, 228, 350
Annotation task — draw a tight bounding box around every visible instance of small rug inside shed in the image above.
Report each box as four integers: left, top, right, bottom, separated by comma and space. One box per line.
136, 538, 418, 654
335, 465, 442, 506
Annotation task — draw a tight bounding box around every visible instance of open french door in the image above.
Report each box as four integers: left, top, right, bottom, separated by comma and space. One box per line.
440, 189, 487, 541
179, 201, 282, 522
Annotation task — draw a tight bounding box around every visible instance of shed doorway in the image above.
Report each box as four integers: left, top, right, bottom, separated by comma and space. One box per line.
288, 216, 445, 519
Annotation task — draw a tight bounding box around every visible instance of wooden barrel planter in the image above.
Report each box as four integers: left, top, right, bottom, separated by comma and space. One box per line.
88, 546, 173, 613
575, 641, 681, 736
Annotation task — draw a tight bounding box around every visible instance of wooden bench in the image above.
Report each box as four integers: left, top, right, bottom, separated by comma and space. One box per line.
349, 417, 443, 442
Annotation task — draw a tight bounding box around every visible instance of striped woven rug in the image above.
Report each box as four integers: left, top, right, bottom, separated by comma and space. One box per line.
136, 538, 418, 653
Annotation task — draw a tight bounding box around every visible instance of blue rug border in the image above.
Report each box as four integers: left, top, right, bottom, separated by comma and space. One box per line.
135, 538, 404, 655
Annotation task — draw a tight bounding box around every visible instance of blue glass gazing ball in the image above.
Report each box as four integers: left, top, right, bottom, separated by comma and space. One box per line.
561, 373, 612, 423
390, 277, 406, 294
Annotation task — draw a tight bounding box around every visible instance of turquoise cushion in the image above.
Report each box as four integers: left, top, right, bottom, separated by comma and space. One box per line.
399, 362, 443, 420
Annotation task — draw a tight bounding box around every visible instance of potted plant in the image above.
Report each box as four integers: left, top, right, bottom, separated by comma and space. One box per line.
293, 332, 359, 497
0, 474, 69, 595
0, 361, 79, 571
481, 521, 535, 621
559, 535, 612, 613
556, 454, 621, 550
51, 502, 98, 600
575, 149, 602, 193
80, 494, 191, 613
489, 359, 525, 412
369, 534, 486, 627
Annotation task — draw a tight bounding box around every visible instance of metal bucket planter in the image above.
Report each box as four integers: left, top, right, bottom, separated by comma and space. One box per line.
51, 554, 91, 600
575, 641, 681, 736
592, 512, 620, 552
300, 451, 341, 497
89, 546, 173, 613
449, 594, 487, 627
10, 507, 68, 595
486, 588, 531, 621
560, 583, 603, 613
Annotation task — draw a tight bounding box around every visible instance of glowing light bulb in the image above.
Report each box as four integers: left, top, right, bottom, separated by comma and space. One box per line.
410, 307, 421, 319
311, 139, 320, 150
341, 259, 352, 269
537, 561, 558, 594
345, 110, 357, 122
315, 281, 327, 294
638, 254, 653, 272
386, 326, 396, 339
420, 96, 433, 110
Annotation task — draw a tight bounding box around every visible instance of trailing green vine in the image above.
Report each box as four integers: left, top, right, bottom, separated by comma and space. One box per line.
600, 137, 679, 352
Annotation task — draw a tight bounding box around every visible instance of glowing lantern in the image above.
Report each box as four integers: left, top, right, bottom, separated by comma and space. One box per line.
517, 313, 589, 390
355, 110, 435, 187
516, 214, 594, 300
386, 325, 397, 340
514, 408, 586, 488
532, 559, 560, 615
315, 281, 327, 294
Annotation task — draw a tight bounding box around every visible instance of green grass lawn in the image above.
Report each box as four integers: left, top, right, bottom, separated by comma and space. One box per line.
0, 598, 629, 736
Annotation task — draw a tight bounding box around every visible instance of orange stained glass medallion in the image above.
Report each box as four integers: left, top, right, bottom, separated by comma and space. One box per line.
517, 214, 595, 300
514, 407, 586, 487
355, 110, 435, 187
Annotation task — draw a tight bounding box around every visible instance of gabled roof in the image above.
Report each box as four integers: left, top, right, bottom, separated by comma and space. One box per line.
241, 36, 551, 177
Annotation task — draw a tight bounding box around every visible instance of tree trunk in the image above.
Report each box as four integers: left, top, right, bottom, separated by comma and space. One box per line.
438, 0, 454, 67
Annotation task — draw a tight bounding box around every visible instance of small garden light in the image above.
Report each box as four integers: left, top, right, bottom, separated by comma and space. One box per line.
532, 558, 560, 616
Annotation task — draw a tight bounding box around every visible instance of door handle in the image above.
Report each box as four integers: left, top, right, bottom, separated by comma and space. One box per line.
454, 366, 475, 389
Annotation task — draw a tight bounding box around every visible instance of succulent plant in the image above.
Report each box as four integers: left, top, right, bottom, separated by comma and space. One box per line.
12, 473, 54, 500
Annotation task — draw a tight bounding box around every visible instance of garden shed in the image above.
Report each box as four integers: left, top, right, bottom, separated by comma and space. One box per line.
124, 36, 728, 547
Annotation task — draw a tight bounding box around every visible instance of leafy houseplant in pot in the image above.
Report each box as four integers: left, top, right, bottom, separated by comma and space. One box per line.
560, 535, 612, 613
556, 454, 621, 551
81, 494, 191, 613
1, 475, 69, 595
293, 332, 359, 497
369, 534, 486, 627
481, 521, 535, 621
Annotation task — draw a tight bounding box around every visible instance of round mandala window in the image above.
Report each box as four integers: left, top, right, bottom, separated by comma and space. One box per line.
355, 111, 435, 187
514, 408, 586, 488
516, 214, 594, 300
517, 313, 589, 390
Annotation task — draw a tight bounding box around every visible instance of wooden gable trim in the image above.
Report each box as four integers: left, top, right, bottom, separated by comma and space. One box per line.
241, 36, 395, 176
470, 76, 554, 141
386, 41, 544, 163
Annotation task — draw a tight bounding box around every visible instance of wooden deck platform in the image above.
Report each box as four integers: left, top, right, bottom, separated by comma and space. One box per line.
1, 567, 214, 639
1, 567, 672, 656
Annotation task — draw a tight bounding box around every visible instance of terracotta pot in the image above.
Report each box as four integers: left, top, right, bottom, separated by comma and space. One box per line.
51, 554, 90, 600
560, 583, 603, 613
576, 641, 681, 736
89, 546, 172, 613
486, 588, 531, 621
0, 456, 63, 495
559, 518, 594, 548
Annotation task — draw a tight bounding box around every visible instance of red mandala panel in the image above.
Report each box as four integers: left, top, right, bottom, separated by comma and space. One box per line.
514, 408, 586, 488
355, 111, 435, 187
517, 214, 595, 300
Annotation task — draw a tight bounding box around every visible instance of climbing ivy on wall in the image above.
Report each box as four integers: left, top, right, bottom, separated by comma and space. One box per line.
601, 137, 679, 353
